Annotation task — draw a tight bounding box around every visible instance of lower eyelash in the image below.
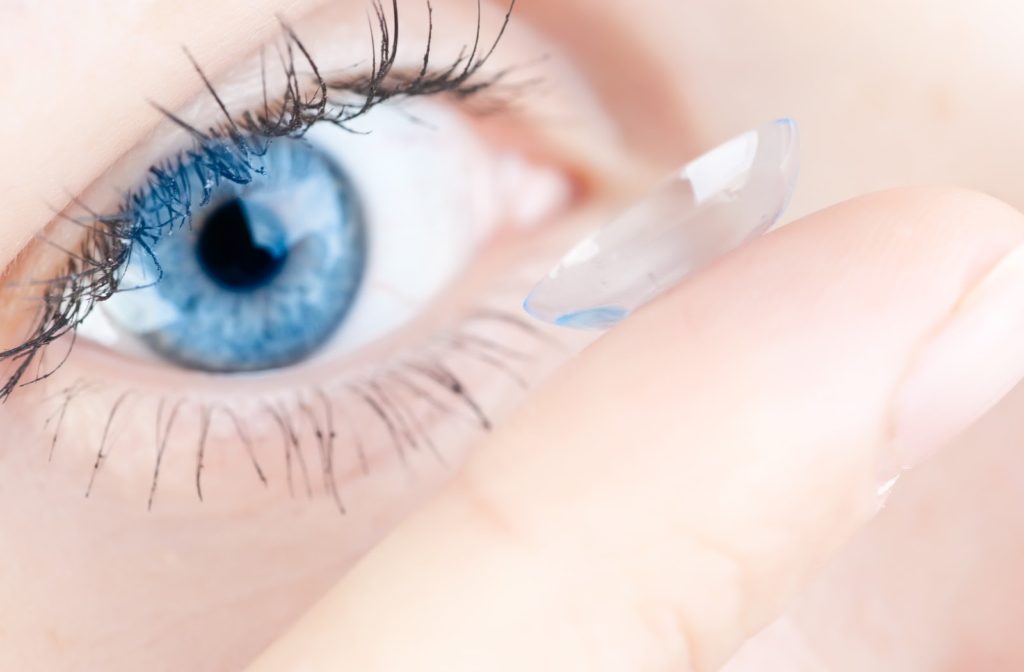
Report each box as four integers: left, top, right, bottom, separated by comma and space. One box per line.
41, 307, 556, 512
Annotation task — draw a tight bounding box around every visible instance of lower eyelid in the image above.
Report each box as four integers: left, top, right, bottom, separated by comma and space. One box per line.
26, 275, 576, 512
0, 195, 610, 522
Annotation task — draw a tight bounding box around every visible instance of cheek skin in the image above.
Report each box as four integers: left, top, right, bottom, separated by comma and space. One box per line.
0, 395, 448, 670
0, 346, 480, 671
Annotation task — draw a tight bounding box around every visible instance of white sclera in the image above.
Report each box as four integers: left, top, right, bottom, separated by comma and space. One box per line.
523, 119, 800, 329
305, 100, 499, 353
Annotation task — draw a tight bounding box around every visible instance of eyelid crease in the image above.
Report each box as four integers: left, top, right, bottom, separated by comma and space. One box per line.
0, 0, 518, 402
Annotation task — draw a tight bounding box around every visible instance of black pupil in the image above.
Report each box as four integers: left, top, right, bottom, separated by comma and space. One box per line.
198, 199, 287, 290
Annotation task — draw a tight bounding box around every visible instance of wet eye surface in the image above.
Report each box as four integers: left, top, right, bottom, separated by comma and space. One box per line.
104, 137, 367, 373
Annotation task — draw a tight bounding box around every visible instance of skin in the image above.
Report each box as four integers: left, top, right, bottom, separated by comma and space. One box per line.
3, 0, 1024, 670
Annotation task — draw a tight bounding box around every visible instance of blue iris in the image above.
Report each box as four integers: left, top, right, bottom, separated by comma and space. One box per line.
117, 137, 366, 373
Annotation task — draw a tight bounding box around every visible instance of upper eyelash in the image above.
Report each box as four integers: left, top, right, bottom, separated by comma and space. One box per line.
0, 0, 516, 402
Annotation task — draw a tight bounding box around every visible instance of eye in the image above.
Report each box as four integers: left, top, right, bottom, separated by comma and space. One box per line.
80, 100, 501, 373
0, 0, 602, 513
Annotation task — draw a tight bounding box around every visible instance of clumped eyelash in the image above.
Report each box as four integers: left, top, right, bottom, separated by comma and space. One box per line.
0, 0, 516, 402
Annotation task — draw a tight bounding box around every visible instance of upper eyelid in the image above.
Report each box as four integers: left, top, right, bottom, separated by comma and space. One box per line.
29, 0, 518, 269
51, 0, 519, 226
2, 0, 570, 293
114, 1, 518, 243
13, 0, 519, 250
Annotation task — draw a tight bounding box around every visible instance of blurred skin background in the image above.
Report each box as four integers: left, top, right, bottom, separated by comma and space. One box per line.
2, 0, 1024, 670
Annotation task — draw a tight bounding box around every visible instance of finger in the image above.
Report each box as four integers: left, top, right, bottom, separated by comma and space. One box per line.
725, 380, 1024, 672
248, 188, 1024, 672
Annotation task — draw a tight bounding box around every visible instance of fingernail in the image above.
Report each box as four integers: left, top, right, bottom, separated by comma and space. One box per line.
523, 119, 800, 330
888, 244, 1024, 476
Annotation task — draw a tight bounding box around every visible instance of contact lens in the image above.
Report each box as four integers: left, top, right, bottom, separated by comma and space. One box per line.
523, 119, 799, 329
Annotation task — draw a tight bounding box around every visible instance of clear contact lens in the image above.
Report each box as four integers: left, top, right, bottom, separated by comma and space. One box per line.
523, 119, 800, 329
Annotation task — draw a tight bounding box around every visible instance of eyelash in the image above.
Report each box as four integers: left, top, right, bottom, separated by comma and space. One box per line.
0, 0, 564, 511
0, 0, 516, 402
52, 309, 548, 512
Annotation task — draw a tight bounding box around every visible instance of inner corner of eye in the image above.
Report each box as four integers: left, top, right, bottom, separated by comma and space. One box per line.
72, 102, 554, 377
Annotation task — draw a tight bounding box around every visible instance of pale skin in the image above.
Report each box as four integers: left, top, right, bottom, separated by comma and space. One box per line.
3, 1, 1024, 671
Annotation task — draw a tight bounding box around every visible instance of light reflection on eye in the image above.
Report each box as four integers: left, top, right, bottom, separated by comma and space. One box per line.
79, 100, 507, 372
